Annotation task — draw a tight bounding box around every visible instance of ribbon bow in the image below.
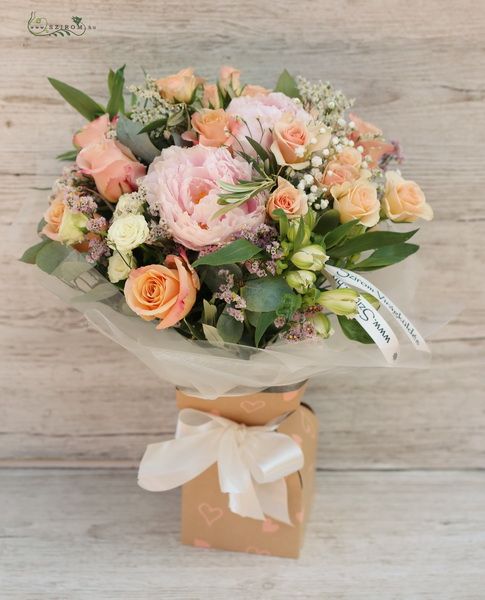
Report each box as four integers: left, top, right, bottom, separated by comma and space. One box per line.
138, 408, 304, 524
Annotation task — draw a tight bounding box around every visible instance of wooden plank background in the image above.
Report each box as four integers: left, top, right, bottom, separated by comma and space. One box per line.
0, 1, 484, 596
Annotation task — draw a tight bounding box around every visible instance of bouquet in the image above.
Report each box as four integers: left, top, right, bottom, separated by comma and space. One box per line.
22, 65, 434, 557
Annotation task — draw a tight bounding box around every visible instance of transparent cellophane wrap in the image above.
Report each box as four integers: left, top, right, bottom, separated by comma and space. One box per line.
17, 186, 464, 399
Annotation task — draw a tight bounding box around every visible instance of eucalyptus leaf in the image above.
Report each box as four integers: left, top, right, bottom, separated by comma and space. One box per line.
241, 277, 292, 312
35, 242, 72, 274
20, 239, 51, 264
116, 114, 160, 163
253, 310, 276, 347
217, 310, 244, 344
48, 77, 105, 121
338, 315, 375, 344
274, 69, 301, 99
193, 239, 261, 268
199, 264, 243, 292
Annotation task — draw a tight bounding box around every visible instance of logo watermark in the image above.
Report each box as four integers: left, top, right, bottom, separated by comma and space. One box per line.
27, 12, 96, 37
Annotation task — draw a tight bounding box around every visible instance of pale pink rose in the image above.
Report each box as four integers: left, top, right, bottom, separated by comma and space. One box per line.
191, 109, 240, 148
202, 84, 220, 109
124, 253, 200, 330
76, 139, 146, 202
331, 178, 380, 227
219, 66, 242, 93
143, 145, 266, 250
42, 191, 66, 241
226, 92, 311, 155
73, 114, 111, 149
270, 114, 330, 170
349, 112, 383, 137
383, 171, 433, 222
241, 84, 270, 97
267, 177, 308, 220
359, 139, 396, 169
322, 161, 360, 186
156, 68, 203, 103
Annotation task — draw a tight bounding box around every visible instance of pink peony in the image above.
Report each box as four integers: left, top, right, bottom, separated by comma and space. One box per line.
143, 145, 266, 251
226, 92, 311, 155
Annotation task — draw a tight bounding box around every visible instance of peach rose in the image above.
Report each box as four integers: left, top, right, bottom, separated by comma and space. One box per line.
271, 114, 330, 170
267, 177, 308, 220
349, 112, 383, 137
156, 68, 203, 104
42, 192, 66, 241
349, 112, 395, 168
202, 84, 220, 109
73, 114, 111, 149
124, 253, 200, 329
219, 66, 241, 94
191, 109, 240, 148
322, 161, 361, 187
383, 171, 433, 222
331, 178, 380, 227
76, 139, 146, 202
241, 84, 270, 97
336, 146, 363, 169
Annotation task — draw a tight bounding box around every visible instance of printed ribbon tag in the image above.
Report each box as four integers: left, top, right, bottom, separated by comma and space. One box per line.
325, 265, 429, 363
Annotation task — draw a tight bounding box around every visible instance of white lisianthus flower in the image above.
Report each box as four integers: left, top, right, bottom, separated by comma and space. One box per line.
107, 250, 136, 283
114, 193, 145, 217
107, 214, 149, 252
58, 209, 88, 245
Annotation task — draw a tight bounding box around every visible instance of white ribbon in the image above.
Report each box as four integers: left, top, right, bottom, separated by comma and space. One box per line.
325, 265, 429, 363
138, 409, 304, 525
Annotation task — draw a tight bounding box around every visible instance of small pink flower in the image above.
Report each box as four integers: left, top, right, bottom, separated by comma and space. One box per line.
156, 68, 203, 104
143, 145, 266, 250
219, 65, 242, 94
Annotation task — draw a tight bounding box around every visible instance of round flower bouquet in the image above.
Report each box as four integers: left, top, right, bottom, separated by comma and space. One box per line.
22, 66, 434, 557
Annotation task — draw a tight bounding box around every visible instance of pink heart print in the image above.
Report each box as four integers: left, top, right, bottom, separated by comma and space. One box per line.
262, 518, 280, 533
240, 399, 266, 413
194, 538, 211, 548
198, 503, 223, 526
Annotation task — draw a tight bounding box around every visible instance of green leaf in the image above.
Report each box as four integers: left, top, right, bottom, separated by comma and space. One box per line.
276, 293, 302, 320
48, 77, 105, 121
116, 114, 160, 163
245, 137, 270, 162
330, 229, 419, 259
193, 239, 261, 268
35, 241, 71, 274
202, 324, 225, 346
241, 277, 292, 312
138, 118, 167, 134
106, 65, 125, 118
200, 264, 242, 292
323, 220, 359, 249
56, 149, 79, 161
253, 311, 276, 347
352, 243, 419, 271
314, 209, 340, 236
274, 69, 301, 99
217, 310, 244, 344
338, 315, 375, 344
37, 218, 47, 234
202, 300, 217, 326
20, 239, 51, 264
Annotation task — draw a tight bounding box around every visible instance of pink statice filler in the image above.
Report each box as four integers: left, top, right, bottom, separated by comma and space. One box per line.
142, 145, 266, 251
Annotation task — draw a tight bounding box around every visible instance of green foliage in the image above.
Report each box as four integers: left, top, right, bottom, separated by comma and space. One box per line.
56, 149, 79, 161
217, 310, 244, 344
323, 220, 360, 249
199, 264, 242, 292
193, 239, 262, 268
274, 70, 301, 100
338, 315, 375, 344
214, 176, 275, 218
48, 77, 105, 121
35, 241, 72, 273
314, 209, 340, 236
352, 243, 420, 271
19, 239, 51, 264
241, 277, 292, 312
276, 293, 302, 320
329, 229, 418, 259
116, 114, 160, 163
252, 310, 277, 347
106, 65, 126, 118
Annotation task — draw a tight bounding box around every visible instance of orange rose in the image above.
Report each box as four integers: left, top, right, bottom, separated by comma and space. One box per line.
202, 84, 220, 109
331, 178, 380, 227
76, 139, 146, 202
241, 84, 270, 97
336, 146, 363, 168
156, 68, 203, 103
383, 171, 433, 222
219, 65, 241, 94
124, 254, 200, 329
191, 109, 240, 148
42, 192, 66, 241
271, 114, 330, 170
73, 114, 111, 149
349, 112, 395, 168
267, 177, 308, 220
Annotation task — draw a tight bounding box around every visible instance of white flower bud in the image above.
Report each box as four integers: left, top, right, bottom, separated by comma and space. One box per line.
108, 250, 136, 283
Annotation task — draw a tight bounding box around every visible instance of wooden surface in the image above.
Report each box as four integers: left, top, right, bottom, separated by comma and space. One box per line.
1, 0, 484, 597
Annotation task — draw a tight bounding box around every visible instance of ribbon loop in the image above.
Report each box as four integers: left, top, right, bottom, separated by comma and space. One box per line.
138, 409, 304, 524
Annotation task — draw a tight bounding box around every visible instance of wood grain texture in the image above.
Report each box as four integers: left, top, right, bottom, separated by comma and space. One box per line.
1, 469, 485, 599
1, 0, 484, 470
